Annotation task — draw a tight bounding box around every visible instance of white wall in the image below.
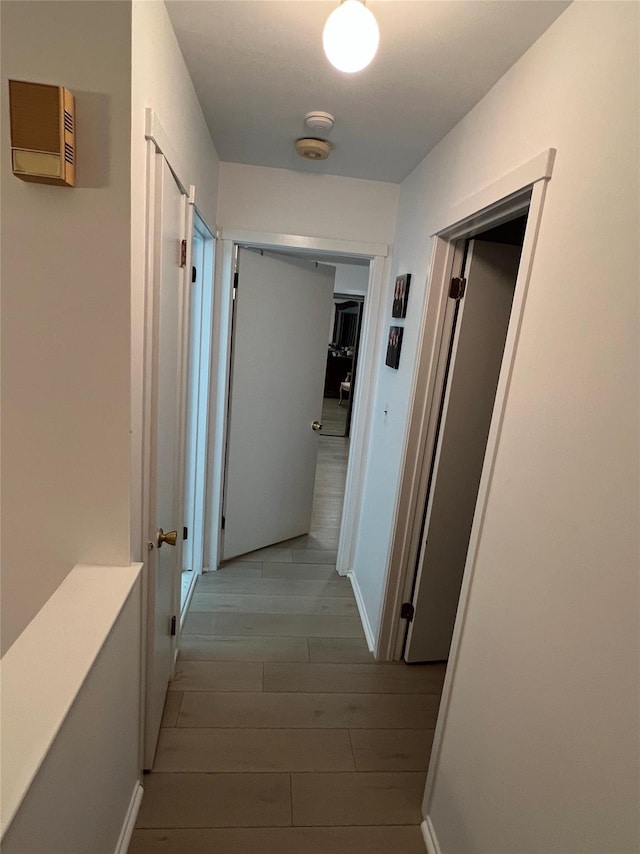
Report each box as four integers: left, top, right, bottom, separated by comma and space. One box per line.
352, 3, 639, 851
0, 0, 132, 654
2, 580, 141, 853
333, 263, 369, 295
130, 0, 220, 560
218, 162, 399, 245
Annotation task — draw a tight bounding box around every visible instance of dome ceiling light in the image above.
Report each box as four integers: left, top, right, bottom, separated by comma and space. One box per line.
295, 138, 332, 161
323, 0, 380, 74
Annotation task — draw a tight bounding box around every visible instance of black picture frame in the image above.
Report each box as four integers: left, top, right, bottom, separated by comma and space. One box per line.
392, 273, 411, 319
385, 325, 403, 369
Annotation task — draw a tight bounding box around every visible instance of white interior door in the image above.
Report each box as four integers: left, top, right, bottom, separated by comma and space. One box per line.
405, 240, 521, 663
144, 153, 186, 766
222, 248, 335, 560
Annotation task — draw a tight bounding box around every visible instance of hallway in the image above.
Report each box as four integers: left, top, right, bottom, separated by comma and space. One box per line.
130, 438, 444, 853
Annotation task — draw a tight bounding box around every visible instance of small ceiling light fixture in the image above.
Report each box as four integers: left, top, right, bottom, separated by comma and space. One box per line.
295, 138, 332, 161
323, 0, 379, 74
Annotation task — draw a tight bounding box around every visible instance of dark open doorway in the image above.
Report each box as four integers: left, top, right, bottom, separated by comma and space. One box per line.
322, 294, 364, 437
404, 213, 528, 663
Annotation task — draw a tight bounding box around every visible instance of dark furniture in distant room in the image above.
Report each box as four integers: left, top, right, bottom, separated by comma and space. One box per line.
324, 352, 352, 398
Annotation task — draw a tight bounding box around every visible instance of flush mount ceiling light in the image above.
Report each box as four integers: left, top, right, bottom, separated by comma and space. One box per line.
323, 0, 379, 74
295, 138, 332, 160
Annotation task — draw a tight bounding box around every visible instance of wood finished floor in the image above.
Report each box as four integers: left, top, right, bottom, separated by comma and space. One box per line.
129, 438, 443, 854
321, 396, 348, 437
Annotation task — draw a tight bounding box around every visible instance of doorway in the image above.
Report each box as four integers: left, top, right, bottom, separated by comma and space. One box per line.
202, 232, 386, 586
219, 247, 371, 565
377, 149, 555, 667
404, 217, 527, 662
322, 294, 365, 438
181, 212, 216, 618
221, 247, 336, 561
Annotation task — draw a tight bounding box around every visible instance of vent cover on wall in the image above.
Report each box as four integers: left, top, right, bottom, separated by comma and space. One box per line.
9, 80, 76, 186
295, 138, 332, 161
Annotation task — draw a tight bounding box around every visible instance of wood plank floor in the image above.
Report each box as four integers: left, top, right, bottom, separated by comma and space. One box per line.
321, 396, 348, 436
129, 437, 443, 854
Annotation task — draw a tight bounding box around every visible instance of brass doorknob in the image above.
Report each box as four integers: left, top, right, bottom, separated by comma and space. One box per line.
157, 528, 178, 548
312, 420, 322, 432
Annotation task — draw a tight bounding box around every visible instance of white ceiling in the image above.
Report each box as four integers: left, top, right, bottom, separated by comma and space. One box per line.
166, 0, 570, 184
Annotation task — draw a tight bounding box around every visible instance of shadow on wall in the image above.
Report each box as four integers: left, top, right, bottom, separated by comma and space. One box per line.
74, 90, 111, 188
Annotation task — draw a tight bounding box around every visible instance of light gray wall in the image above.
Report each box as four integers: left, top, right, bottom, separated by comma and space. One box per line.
334, 263, 369, 296
0, 0, 133, 654
351, 2, 639, 851
217, 162, 399, 245
2, 582, 141, 854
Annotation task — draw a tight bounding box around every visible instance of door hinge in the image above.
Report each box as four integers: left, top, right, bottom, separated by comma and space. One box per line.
401, 602, 415, 621
221, 515, 226, 530
183, 526, 188, 540
180, 239, 187, 268
192, 265, 197, 283
233, 270, 239, 290
170, 615, 177, 636
449, 277, 466, 300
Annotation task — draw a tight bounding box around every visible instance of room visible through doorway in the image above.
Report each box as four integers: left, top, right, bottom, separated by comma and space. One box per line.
322, 291, 365, 438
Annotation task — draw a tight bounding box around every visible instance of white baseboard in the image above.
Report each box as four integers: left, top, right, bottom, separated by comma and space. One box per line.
115, 781, 143, 854
421, 817, 442, 854
347, 571, 375, 652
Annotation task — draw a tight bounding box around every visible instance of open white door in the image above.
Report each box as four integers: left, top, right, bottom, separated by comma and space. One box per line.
181, 215, 215, 616
144, 153, 187, 766
405, 240, 521, 663
222, 248, 335, 560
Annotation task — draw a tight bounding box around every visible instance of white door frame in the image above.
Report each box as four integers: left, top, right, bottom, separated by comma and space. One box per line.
377, 148, 557, 663
204, 229, 389, 576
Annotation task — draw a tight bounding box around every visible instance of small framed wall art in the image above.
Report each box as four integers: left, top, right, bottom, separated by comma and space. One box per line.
385, 325, 403, 369
392, 273, 411, 319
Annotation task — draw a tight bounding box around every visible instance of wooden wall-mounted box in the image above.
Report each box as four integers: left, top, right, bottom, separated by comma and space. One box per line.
8, 80, 75, 187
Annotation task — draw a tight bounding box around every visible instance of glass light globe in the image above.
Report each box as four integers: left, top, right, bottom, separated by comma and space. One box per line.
323, 0, 380, 74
